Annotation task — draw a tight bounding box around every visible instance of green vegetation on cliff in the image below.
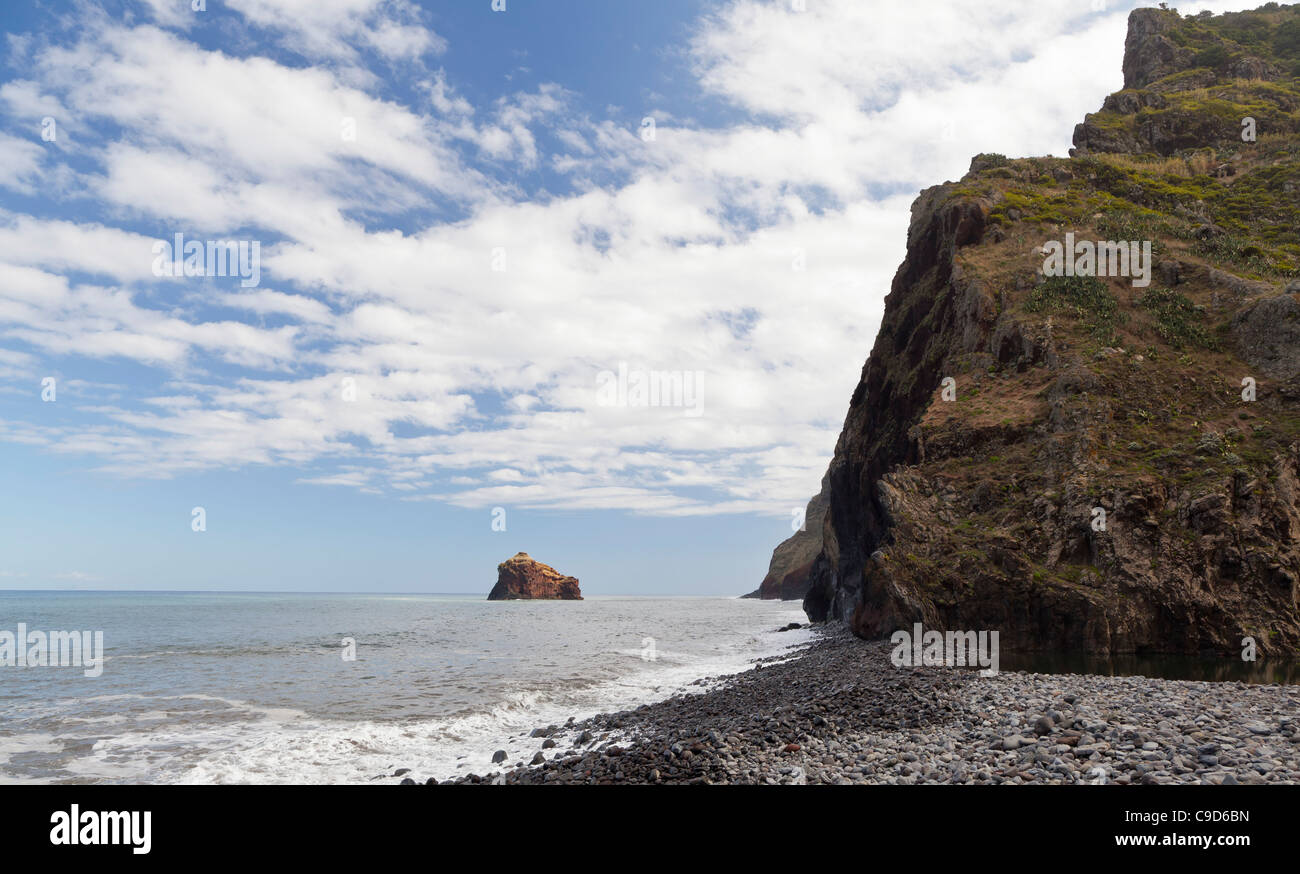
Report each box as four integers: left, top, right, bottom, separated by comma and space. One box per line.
802, 5, 1300, 657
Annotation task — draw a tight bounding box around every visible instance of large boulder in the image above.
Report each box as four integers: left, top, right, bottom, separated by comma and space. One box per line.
487, 553, 583, 601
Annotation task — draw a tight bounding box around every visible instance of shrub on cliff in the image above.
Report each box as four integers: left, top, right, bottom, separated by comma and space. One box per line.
1136, 287, 1220, 350
1026, 275, 1122, 346
1275, 18, 1300, 56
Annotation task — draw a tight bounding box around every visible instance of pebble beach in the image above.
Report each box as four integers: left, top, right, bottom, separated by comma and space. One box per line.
421, 627, 1300, 785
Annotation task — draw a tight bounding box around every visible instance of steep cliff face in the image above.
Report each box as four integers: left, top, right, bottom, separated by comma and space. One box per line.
803, 189, 998, 625
743, 473, 830, 600
803, 4, 1300, 657
488, 553, 583, 601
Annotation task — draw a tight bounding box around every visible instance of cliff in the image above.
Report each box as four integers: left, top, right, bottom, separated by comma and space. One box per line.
743, 473, 830, 600
487, 553, 583, 601
801, 4, 1300, 656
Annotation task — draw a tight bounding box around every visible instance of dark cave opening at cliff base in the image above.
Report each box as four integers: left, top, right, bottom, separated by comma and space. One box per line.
996, 651, 1300, 685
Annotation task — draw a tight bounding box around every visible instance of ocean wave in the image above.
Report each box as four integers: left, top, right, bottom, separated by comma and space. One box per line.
0, 599, 811, 783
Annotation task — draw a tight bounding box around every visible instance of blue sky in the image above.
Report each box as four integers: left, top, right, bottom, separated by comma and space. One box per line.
0, 0, 1256, 593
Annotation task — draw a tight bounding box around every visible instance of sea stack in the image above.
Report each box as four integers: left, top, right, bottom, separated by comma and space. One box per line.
488, 553, 583, 601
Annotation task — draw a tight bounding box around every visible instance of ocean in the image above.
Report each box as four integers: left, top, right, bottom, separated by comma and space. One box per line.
0, 592, 809, 784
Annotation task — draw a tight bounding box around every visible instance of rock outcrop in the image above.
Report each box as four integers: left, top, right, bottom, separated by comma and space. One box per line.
1231, 294, 1300, 381
1073, 6, 1300, 157
801, 4, 1300, 657
488, 553, 582, 601
1121, 7, 1193, 90
743, 473, 830, 600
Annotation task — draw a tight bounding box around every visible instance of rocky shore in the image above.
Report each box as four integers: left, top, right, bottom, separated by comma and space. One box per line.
404, 628, 1300, 785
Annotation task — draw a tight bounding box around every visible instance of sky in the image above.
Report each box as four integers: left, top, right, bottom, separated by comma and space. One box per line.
0, 0, 1264, 594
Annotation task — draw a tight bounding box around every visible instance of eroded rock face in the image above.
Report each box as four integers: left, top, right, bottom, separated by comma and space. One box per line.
1232, 295, 1300, 382
488, 553, 582, 600
800, 7, 1300, 657
802, 189, 997, 628
1122, 8, 1191, 90
804, 173, 1300, 652
744, 473, 830, 600
844, 454, 1300, 655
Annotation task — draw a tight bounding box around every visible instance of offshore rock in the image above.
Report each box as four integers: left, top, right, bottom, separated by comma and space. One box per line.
487, 553, 582, 601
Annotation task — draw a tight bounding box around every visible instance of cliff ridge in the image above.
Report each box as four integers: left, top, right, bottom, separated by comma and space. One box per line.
794, 4, 1300, 656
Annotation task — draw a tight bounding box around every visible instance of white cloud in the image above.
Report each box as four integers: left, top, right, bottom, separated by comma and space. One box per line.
13, 24, 493, 219
0, 212, 162, 282
0, 133, 44, 193
0, 0, 1264, 515
219, 289, 335, 324
135, 0, 197, 30
142, 0, 448, 63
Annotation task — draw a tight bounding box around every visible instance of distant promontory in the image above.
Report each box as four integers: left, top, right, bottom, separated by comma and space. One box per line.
487, 553, 583, 601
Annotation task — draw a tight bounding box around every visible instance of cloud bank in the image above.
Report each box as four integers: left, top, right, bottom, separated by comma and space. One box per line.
0, 0, 1262, 515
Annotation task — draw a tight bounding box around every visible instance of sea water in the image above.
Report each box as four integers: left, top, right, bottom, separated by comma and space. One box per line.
0, 591, 808, 784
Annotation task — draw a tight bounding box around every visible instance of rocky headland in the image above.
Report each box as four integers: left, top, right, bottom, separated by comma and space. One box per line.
743, 473, 830, 600
782, 4, 1300, 657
